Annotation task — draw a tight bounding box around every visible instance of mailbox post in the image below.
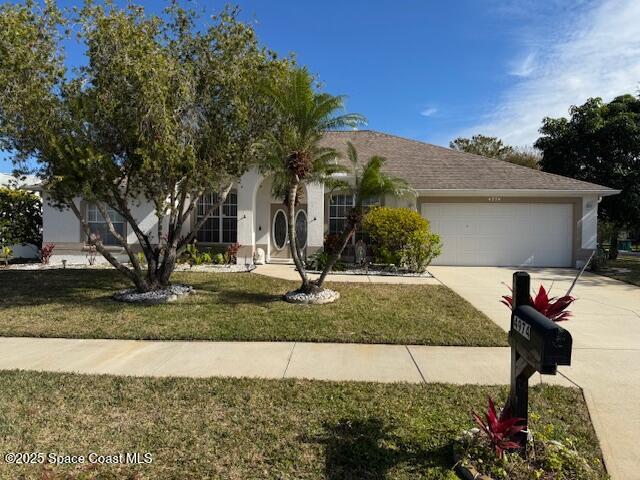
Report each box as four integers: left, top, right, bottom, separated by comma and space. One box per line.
507, 271, 573, 451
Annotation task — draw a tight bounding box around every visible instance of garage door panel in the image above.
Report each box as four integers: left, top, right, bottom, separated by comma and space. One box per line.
421, 202, 572, 267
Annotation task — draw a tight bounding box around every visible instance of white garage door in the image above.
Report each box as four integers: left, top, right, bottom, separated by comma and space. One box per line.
421, 203, 573, 267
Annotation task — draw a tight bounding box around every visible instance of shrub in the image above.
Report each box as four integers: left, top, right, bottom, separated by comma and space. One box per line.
458, 419, 604, 480
225, 243, 241, 264
306, 250, 345, 272
0, 187, 42, 248
213, 252, 225, 264
399, 230, 442, 273
86, 245, 98, 266
362, 207, 441, 272
501, 285, 575, 322
1, 245, 13, 266
589, 246, 608, 272
472, 396, 525, 459
183, 244, 211, 266
40, 243, 55, 264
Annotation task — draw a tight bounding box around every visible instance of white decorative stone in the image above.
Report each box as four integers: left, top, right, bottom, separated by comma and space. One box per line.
283, 288, 340, 305
112, 284, 194, 304
254, 248, 266, 265
173, 264, 254, 273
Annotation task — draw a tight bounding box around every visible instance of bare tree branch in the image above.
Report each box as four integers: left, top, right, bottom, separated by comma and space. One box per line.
177, 182, 233, 252
67, 200, 143, 288
95, 201, 146, 281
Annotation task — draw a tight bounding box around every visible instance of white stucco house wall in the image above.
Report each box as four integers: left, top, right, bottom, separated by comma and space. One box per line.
37, 130, 618, 268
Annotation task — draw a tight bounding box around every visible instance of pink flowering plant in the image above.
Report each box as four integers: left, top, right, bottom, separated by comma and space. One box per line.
501, 284, 575, 322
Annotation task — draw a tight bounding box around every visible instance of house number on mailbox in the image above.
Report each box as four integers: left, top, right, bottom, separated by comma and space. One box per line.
513, 315, 531, 340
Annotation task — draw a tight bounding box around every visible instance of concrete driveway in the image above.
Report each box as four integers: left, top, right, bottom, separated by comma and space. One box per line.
429, 266, 640, 480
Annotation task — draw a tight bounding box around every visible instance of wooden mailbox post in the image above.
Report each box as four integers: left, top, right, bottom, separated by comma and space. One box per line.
508, 271, 573, 449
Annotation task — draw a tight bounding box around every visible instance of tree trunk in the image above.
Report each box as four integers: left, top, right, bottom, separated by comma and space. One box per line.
608, 227, 620, 260
159, 245, 178, 286
315, 222, 357, 289
287, 180, 312, 293
67, 200, 150, 292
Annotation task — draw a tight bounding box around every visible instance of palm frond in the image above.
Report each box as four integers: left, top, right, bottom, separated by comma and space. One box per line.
354, 153, 413, 204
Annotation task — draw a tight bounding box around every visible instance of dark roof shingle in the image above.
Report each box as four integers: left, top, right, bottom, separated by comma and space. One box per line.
318, 130, 617, 193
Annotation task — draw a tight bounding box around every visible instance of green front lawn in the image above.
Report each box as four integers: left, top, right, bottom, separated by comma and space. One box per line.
0, 371, 607, 479
0, 269, 506, 346
597, 254, 640, 287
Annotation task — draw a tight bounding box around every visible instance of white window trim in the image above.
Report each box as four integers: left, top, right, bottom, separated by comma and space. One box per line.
86, 203, 127, 247
196, 190, 238, 244
328, 193, 380, 242
272, 208, 288, 250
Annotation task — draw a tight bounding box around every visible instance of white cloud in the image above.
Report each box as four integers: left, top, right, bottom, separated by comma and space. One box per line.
420, 107, 438, 117
509, 52, 536, 77
465, 0, 640, 145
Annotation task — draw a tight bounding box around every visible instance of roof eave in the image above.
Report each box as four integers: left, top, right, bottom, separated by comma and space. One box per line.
414, 188, 620, 197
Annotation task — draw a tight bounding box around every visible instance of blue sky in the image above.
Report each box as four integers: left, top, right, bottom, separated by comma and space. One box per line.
2, 0, 640, 173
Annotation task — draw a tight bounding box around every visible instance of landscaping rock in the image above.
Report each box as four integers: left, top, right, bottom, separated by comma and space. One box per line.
113, 284, 194, 304
306, 267, 433, 278
283, 288, 340, 305
173, 263, 254, 273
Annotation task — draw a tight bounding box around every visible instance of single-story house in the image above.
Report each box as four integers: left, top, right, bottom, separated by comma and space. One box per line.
39, 130, 618, 268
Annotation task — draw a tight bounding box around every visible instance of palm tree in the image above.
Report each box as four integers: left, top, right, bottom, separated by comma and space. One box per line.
315, 142, 412, 288
260, 68, 365, 294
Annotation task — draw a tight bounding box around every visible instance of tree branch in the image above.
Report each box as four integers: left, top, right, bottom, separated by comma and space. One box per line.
177, 182, 233, 253
110, 186, 154, 257
67, 200, 142, 288
94, 201, 146, 281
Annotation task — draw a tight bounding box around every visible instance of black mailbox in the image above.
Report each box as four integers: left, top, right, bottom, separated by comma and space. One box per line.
506, 272, 574, 452
509, 305, 572, 375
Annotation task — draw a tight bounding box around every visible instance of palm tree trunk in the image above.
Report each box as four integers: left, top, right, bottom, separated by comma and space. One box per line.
315, 220, 357, 289
287, 180, 311, 292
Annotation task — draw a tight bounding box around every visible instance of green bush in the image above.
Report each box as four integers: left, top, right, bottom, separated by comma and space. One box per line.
0, 187, 42, 248
589, 246, 608, 272
1, 245, 13, 266
306, 250, 345, 272
400, 230, 442, 273
362, 207, 441, 272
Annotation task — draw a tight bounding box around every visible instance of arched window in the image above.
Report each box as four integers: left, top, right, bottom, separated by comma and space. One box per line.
272, 209, 288, 250
196, 191, 237, 243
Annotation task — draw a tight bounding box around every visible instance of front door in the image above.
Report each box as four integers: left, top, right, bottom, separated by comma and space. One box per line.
270, 204, 307, 260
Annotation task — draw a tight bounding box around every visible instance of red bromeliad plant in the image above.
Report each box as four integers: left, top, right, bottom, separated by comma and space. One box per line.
472, 397, 526, 458
501, 284, 575, 322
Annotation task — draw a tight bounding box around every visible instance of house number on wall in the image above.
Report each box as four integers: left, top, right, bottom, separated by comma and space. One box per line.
488, 197, 502, 202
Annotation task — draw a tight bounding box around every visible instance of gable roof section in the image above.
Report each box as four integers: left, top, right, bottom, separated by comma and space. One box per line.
319, 130, 617, 194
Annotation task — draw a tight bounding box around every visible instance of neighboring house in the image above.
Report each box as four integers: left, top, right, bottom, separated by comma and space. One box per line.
0, 173, 40, 259
38, 130, 617, 268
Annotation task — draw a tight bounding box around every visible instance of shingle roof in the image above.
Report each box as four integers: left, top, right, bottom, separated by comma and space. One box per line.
318, 130, 617, 193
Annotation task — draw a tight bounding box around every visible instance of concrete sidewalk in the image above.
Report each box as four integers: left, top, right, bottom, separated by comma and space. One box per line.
0, 337, 569, 386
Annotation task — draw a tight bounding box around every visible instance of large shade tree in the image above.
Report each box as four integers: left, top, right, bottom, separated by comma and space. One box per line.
450, 134, 540, 169
314, 142, 411, 288
260, 68, 365, 294
0, 1, 287, 291
535, 95, 640, 259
